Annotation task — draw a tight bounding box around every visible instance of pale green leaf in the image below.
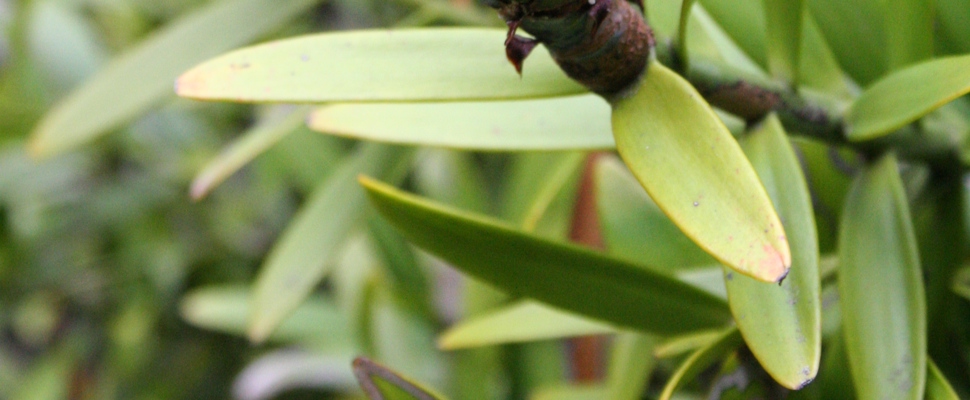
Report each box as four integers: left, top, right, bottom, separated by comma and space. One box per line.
307, 95, 613, 151
500, 151, 586, 234
847, 55, 970, 140
838, 153, 927, 400
611, 61, 790, 282
607, 333, 658, 400
28, 0, 320, 157
360, 177, 732, 335
763, 0, 803, 82
530, 384, 608, 400
438, 301, 615, 350
654, 330, 723, 359
353, 357, 447, 400
728, 114, 821, 390
659, 328, 743, 400
249, 144, 413, 342
191, 106, 310, 199
176, 28, 584, 103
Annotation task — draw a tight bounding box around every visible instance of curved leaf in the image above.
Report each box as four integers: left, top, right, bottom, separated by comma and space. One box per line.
353, 357, 446, 400
28, 0, 320, 157
176, 28, 584, 103
847, 55, 970, 140
308, 95, 612, 151
838, 153, 926, 400
249, 144, 413, 342
808, 0, 886, 84
727, 114, 821, 389
763, 0, 803, 82
607, 333, 658, 400
611, 61, 790, 283
438, 301, 614, 350
926, 358, 959, 400
360, 177, 732, 336
658, 328, 743, 400
654, 330, 723, 359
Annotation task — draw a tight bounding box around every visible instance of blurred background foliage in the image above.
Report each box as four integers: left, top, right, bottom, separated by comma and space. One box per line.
0, 0, 517, 398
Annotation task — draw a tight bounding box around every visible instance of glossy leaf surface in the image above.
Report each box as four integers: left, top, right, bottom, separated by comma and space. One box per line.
438, 301, 614, 350
353, 358, 446, 400
847, 55, 970, 140
29, 0, 319, 157
308, 95, 613, 150
360, 177, 732, 335
177, 28, 584, 103
612, 61, 790, 282
727, 114, 821, 389
249, 144, 412, 342
838, 154, 926, 400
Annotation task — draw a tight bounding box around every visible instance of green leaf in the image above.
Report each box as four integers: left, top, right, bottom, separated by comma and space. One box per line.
807, 0, 886, 84
595, 155, 716, 270
531, 385, 609, 400
611, 61, 790, 283
763, 0, 803, 83
884, 0, 933, 70
676, 0, 699, 68
353, 357, 447, 400
659, 328, 743, 400
698, 0, 767, 66
308, 95, 612, 150
607, 333, 658, 400
360, 177, 732, 335
179, 285, 349, 345
846, 55, 970, 141
438, 301, 615, 350
838, 153, 926, 400
798, 13, 852, 98
249, 144, 413, 342
654, 329, 723, 359
952, 266, 970, 301
176, 28, 584, 103
366, 214, 433, 320
937, 0, 970, 54
727, 114, 821, 389
926, 358, 959, 400
191, 106, 310, 199
28, 0, 320, 158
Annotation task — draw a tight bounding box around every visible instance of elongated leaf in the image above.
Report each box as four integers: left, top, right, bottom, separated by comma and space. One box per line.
937, 0, 970, 54
191, 106, 310, 199
353, 358, 446, 400
953, 266, 970, 301
676, 0, 699, 67
531, 385, 608, 400
438, 301, 615, 350
177, 28, 584, 103
846, 55, 970, 140
654, 330, 723, 359
799, 13, 851, 98
308, 95, 612, 151
926, 358, 959, 400
808, 0, 886, 84
763, 0, 803, 83
360, 177, 732, 335
500, 151, 586, 234
28, 0, 320, 157
607, 333, 658, 400
249, 144, 413, 342
612, 61, 790, 282
727, 114, 821, 389
838, 154, 926, 400
699, 0, 767, 66
659, 328, 743, 400
884, 0, 933, 70
595, 155, 716, 271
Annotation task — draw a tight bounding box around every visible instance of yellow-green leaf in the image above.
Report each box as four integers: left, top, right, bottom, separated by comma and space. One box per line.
611, 61, 790, 283
308, 95, 612, 151
438, 301, 614, 350
727, 114, 821, 389
838, 153, 926, 400
28, 0, 320, 158
884, 0, 933, 70
607, 333, 658, 400
176, 28, 584, 103
763, 0, 804, 83
360, 177, 732, 335
659, 328, 743, 400
847, 55, 970, 141
353, 357, 447, 400
926, 358, 959, 400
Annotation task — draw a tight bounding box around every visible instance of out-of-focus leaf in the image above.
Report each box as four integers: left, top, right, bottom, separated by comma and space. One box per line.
838, 154, 926, 400
883, 0, 933, 69
360, 177, 732, 335
698, 0, 766, 66
232, 351, 358, 400
607, 333, 658, 400
937, 0, 970, 54
438, 301, 614, 350
654, 329, 723, 359
500, 151, 586, 234
249, 144, 413, 342
659, 328, 743, 400
353, 357, 447, 400
926, 358, 959, 400
28, 0, 320, 157
846, 55, 970, 141
611, 61, 790, 283
952, 266, 970, 301
763, 0, 803, 83
675, 0, 699, 66
798, 13, 852, 98
727, 114, 821, 389
179, 285, 350, 346
530, 384, 608, 400
595, 155, 715, 271
191, 106, 310, 199
808, 0, 886, 84
367, 214, 433, 320
308, 95, 613, 150
176, 28, 584, 103
11, 342, 76, 400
